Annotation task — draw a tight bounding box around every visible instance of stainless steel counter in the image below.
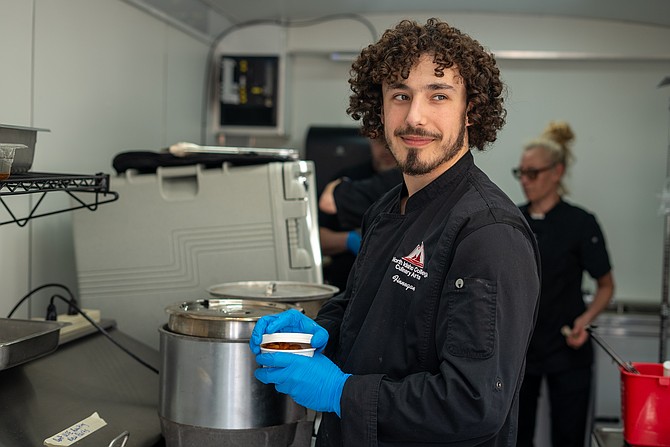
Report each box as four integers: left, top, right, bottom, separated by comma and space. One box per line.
0, 321, 164, 447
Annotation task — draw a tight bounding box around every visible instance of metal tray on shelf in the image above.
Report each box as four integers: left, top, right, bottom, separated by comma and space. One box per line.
0, 318, 64, 370
0, 124, 50, 174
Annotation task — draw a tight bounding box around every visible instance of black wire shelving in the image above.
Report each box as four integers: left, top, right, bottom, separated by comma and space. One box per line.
0, 172, 119, 227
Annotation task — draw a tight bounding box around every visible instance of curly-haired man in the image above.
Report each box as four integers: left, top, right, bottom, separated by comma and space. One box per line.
251, 18, 541, 446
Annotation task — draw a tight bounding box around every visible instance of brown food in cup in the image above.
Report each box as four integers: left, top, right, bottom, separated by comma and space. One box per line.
261, 342, 306, 350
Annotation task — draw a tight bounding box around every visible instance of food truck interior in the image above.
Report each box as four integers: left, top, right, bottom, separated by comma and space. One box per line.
1, 1, 670, 446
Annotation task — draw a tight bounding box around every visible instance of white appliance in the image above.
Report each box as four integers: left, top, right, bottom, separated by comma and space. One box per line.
72, 159, 321, 349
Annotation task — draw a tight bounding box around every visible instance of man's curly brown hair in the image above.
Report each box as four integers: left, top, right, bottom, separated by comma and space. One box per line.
347, 18, 506, 151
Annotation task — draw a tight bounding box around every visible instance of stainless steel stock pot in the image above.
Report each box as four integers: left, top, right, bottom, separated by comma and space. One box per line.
158, 299, 308, 446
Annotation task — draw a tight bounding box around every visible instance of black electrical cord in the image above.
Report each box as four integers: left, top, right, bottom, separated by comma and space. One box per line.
6, 284, 159, 375
49, 294, 159, 375
6, 283, 76, 319
200, 14, 379, 144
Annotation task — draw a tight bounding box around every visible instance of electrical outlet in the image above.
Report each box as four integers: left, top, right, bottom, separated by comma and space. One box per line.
56, 309, 101, 337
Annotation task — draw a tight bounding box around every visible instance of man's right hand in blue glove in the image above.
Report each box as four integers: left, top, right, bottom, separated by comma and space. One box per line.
255, 351, 351, 417
249, 309, 329, 355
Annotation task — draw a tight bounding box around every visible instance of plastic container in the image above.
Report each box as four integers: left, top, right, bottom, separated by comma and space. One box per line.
620, 362, 670, 446
0, 124, 50, 174
260, 332, 315, 357
0, 144, 25, 181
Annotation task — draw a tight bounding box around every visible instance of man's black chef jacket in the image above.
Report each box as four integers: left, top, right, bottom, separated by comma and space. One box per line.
315, 150, 541, 446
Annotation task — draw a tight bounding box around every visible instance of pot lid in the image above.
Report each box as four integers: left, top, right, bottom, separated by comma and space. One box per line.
207, 281, 339, 302
165, 299, 299, 339
166, 299, 293, 321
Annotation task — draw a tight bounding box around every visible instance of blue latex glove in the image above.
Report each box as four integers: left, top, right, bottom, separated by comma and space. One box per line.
249, 309, 329, 355
255, 351, 351, 416
346, 230, 361, 255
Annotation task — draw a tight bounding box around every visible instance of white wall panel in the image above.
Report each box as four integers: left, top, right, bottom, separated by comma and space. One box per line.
476, 59, 670, 304
0, 0, 33, 125
32, 0, 166, 174
0, 0, 35, 317
165, 27, 210, 145
29, 0, 163, 305
0, 0, 208, 316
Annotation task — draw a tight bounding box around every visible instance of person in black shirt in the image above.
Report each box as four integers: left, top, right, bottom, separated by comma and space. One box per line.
318, 137, 401, 290
513, 121, 615, 447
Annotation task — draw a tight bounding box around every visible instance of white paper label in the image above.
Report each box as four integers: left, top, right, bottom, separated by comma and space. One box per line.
43, 412, 107, 446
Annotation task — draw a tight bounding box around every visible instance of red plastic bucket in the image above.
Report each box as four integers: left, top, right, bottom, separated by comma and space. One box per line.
620, 362, 670, 446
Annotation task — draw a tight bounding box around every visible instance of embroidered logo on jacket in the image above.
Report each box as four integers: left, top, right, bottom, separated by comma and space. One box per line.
390, 242, 429, 291
402, 242, 425, 268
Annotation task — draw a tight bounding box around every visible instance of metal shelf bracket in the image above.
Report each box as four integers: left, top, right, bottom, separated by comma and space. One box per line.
0, 172, 119, 227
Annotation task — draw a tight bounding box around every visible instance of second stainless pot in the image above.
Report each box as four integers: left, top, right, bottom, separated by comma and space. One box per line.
159, 299, 305, 432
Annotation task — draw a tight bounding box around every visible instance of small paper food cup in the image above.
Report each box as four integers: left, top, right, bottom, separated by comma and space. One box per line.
260, 333, 315, 357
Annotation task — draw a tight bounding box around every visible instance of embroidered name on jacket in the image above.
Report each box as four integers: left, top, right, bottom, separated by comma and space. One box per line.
391, 242, 429, 291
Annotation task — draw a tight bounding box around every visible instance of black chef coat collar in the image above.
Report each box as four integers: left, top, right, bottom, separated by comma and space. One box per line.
400, 149, 474, 214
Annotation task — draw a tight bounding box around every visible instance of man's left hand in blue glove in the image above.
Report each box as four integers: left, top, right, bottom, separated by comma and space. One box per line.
255, 351, 351, 417
249, 309, 329, 355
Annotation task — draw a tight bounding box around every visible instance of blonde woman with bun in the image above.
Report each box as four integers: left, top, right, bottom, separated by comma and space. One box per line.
513, 121, 615, 447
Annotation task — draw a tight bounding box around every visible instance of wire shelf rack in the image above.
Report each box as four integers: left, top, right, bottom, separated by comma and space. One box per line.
0, 172, 119, 227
